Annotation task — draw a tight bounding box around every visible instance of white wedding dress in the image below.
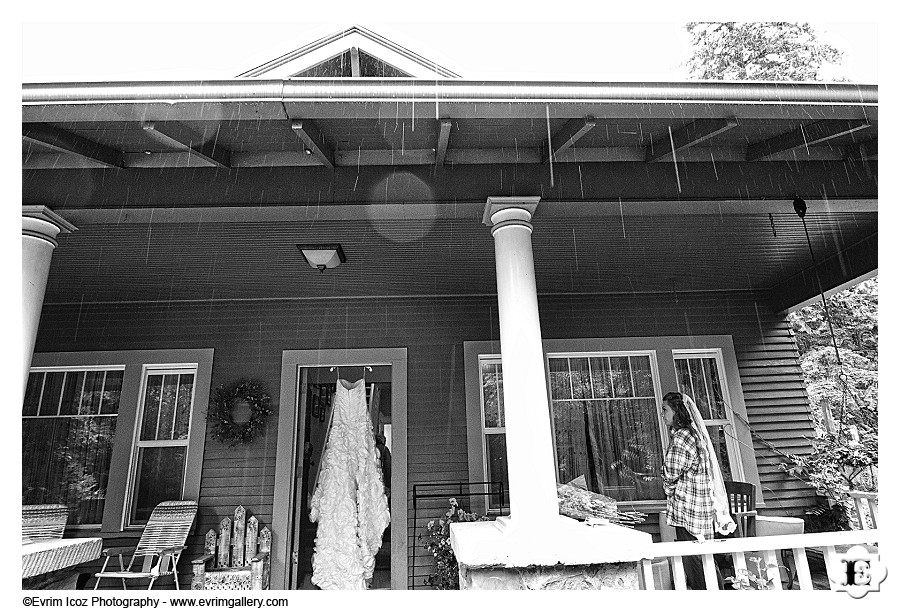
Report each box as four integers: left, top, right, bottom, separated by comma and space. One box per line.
309, 378, 390, 590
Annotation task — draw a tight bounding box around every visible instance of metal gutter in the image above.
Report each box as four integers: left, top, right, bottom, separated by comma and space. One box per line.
22, 79, 877, 106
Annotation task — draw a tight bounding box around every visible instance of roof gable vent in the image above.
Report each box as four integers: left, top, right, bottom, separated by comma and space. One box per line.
237, 25, 460, 79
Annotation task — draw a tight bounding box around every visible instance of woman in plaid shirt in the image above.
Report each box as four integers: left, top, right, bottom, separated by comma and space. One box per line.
662, 391, 723, 589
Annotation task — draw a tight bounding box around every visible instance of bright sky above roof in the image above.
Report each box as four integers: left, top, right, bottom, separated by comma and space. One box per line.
18, 3, 879, 84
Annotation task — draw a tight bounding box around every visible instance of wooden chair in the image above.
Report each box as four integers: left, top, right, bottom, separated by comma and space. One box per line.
724, 480, 757, 537
94, 500, 198, 590
22, 504, 68, 543
723, 480, 802, 588
191, 506, 271, 590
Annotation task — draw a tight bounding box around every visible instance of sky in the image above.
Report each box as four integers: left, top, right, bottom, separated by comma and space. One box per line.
16, 5, 880, 84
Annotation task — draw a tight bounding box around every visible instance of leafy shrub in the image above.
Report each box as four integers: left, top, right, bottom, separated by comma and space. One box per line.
418, 498, 490, 589
724, 556, 784, 590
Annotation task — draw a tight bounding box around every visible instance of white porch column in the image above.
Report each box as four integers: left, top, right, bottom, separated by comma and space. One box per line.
449, 197, 651, 584
483, 196, 559, 526
22, 206, 76, 395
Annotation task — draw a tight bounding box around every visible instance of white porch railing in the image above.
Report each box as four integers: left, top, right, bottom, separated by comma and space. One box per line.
641, 529, 879, 590
848, 491, 878, 529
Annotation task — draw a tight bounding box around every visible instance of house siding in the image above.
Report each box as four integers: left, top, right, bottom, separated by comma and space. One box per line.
34, 290, 817, 589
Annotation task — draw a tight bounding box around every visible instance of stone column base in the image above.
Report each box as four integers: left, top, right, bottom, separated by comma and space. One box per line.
458, 561, 641, 590
450, 515, 651, 590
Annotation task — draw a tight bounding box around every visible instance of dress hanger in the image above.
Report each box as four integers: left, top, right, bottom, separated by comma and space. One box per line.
330, 366, 372, 388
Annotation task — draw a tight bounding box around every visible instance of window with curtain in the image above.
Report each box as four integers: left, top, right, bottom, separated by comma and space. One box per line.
548, 354, 665, 502
673, 351, 740, 481
131, 368, 196, 523
477, 353, 666, 504
22, 368, 123, 525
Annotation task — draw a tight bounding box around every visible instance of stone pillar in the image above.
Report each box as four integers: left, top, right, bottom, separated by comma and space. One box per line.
482, 196, 558, 526
22, 206, 76, 395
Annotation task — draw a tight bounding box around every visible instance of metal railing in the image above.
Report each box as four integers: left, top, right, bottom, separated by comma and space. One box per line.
409, 481, 508, 589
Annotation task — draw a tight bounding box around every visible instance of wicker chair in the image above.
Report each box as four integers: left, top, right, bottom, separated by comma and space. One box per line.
94, 500, 198, 590
22, 504, 68, 543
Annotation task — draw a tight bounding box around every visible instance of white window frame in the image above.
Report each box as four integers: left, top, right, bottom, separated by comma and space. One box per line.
477, 355, 507, 512
25, 365, 126, 416
28, 349, 213, 534
464, 336, 763, 514
672, 349, 746, 483
124, 364, 199, 526
23, 365, 126, 529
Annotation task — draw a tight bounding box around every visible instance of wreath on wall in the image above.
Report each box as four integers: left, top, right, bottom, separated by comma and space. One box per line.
208, 379, 272, 446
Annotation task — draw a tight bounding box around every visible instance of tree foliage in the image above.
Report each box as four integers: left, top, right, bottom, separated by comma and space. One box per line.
789, 278, 878, 438
785, 279, 878, 530
684, 22, 845, 81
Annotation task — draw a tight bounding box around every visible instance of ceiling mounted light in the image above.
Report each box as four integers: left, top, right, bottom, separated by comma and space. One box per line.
297, 243, 346, 272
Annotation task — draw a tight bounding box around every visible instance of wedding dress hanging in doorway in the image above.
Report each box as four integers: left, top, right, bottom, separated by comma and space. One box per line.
309, 378, 390, 589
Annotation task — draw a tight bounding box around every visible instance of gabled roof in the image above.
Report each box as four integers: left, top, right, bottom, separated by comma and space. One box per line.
236, 25, 461, 79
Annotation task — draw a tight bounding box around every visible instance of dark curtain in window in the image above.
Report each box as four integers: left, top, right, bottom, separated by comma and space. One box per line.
22, 417, 117, 525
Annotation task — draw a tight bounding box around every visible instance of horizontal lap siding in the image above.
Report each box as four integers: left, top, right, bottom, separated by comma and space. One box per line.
36, 290, 815, 589
37, 296, 491, 590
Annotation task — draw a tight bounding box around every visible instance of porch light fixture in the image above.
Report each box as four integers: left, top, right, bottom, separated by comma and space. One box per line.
297, 243, 346, 272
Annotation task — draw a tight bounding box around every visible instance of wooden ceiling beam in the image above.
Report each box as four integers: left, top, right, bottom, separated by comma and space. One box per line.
435, 119, 452, 167
141, 121, 231, 168
747, 119, 870, 162
645, 118, 738, 162
23, 123, 124, 168
24, 144, 863, 170
291, 119, 335, 169
542, 116, 595, 163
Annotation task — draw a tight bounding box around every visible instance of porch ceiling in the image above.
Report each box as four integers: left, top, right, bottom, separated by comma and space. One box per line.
42, 208, 876, 307
23, 80, 877, 171
24, 80, 877, 309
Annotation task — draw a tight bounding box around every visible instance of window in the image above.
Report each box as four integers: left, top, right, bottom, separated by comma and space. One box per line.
479, 358, 508, 510
465, 336, 761, 509
477, 353, 666, 505
23, 368, 124, 526
673, 350, 743, 482
547, 353, 665, 502
130, 368, 196, 523
26, 349, 213, 532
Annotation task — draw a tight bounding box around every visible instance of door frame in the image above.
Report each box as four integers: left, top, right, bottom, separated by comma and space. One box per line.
271, 348, 408, 590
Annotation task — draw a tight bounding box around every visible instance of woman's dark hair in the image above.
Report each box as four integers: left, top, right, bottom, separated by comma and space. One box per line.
663, 391, 694, 431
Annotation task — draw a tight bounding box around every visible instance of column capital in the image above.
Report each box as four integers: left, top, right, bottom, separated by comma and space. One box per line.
23, 205, 78, 233
482, 196, 541, 226
23, 206, 77, 247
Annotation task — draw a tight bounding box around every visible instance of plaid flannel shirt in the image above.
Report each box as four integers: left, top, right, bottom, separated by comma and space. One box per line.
663, 427, 715, 540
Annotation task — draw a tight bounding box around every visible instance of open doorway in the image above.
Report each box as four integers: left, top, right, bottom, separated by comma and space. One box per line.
292, 365, 393, 589
273, 348, 407, 590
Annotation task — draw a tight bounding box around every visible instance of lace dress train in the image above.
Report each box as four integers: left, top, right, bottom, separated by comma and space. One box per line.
309, 378, 390, 590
